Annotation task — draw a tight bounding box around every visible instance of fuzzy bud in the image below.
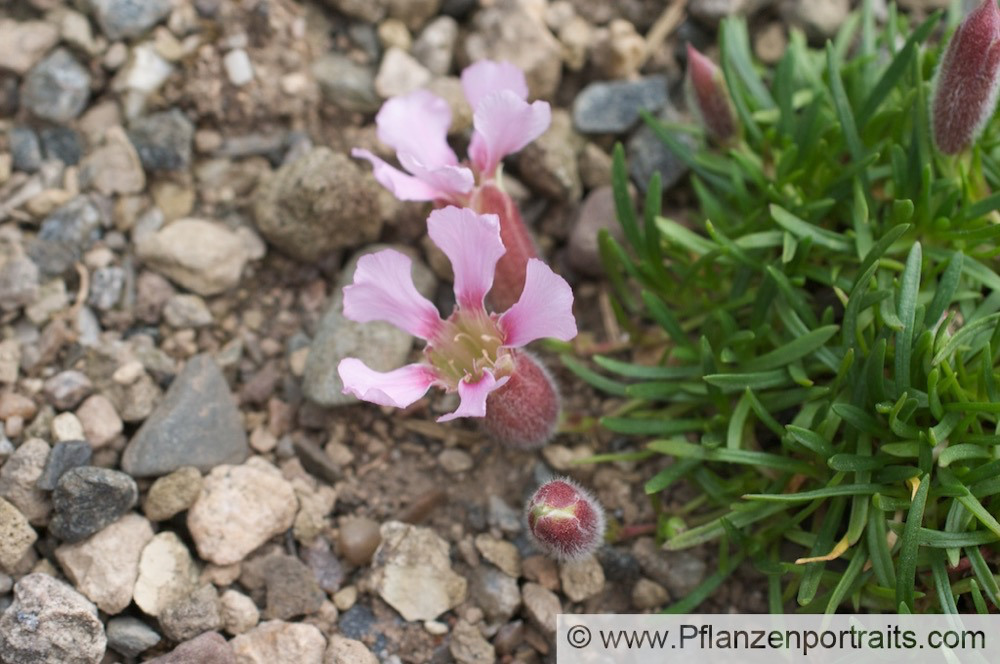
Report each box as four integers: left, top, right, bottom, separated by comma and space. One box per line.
931, 0, 1000, 154
483, 352, 560, 449
685, 43, 739, 144
526, 478, 606, 561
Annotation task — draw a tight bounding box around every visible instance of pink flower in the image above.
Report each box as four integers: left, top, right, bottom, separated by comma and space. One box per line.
931, 0, 1000, 154
337, 206, 576, 423
526, 478, 606, 560
685, 44, 739, 144
351, 60, 551, 203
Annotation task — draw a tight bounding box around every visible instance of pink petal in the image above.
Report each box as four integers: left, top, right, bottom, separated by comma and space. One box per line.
343, 249, 443, 340
352, 148, 443, 201
499, 259, 577, 347
461, 60, 529, 109
375, 90, 458, 168
427, 206, 506, 309
398, 152, 475, 199
437, 370, 510, 422
338, 359, 438, 408
468, 91, 551, 175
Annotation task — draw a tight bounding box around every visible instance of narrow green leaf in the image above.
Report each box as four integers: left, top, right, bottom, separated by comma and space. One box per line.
560, 355, 627, 396
703, 368, 791, 392
742, 325, 839, 372
897, 473, 929, 611
744, 484, 885, 503
648, 438, 820, 477
770, 204, 853, 252
895, 243, 921, 394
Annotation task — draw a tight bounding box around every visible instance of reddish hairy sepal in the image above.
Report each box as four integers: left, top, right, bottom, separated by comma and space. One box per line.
483, 352, 559, 449
473, 183, 538, 311
932, 0, 1000, 154
525, 477, 605, 561
685, 44, 739, 144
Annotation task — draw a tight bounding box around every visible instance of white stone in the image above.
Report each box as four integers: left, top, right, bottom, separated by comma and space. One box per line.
374, 47, 431, 98
133, 531, 200, 617
51, 412, 85, 442
135, 218, 249, 296
230, 621, 325, 664
220, 588, 259, 635
223, 48, 254, 86
75, 394, 123, 448
324, 635, 378, 664
55, 513, 154, 614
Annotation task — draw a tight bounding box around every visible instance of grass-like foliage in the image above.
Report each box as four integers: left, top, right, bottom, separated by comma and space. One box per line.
569, 1, 1000, 613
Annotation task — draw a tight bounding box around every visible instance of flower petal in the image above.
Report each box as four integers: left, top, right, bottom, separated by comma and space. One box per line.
499, 258, 577, 347
427, 206, 506, 309
352, 148, 444, 201
468, 90, 551, 175
398, 152, 475, 199
338, 359, 438, 408
437, 370, 510, 422
343, 249, 443, 340
461, 60, 529, 109
375, 90, 458, 168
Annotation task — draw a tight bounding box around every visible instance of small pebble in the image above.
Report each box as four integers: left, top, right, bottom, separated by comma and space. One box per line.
333, 585, 358, 611
338, 516, 381, 566
224, 49, 254, 86
438, 448, 473, 474
51, 412, 85, 442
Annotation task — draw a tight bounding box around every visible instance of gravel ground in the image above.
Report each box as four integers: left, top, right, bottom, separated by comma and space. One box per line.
0, 0, 940, 662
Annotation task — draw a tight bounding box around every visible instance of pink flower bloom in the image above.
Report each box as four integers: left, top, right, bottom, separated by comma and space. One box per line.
931, 0, 1000, 154
685, 44, 739, 144
351, 60, 551, 203
526, 478, 606, 560
337, 206, 576, 424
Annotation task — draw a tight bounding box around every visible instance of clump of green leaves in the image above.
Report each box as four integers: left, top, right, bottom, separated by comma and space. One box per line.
570, 2, 1000, 613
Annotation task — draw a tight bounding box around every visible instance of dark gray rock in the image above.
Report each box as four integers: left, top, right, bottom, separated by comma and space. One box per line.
121, 354, 249, 478
10, 127, 42, 173
40, 127, 84, 166
106, 616, 161, 658
470, 566, 521, 623
626, 106, 695, 192
0, 574, 106, 664
21, 49, 91, 124
0, 241, 40, 312
49, 467, 138, 543
311, 53, 380, 114
302, 537, 344, 594
338, 604, 377, 641
36, 441, 93, 491
572, 76, 668, 134
127, 109, 194, 172
87, 266, 125, 310
27, 196, 104, 277
262, 554, 326, 620
567, 186, 627, 277
0, 73, 18, 117
43, 370, 93, 410
158, 584, 222, 642
90, 0, 173, 40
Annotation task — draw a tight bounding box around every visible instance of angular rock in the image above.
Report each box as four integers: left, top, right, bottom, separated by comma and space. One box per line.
372, 521, 467, 622
220, 589, 260, 635
0, 573, 107, 664
0, 437, 51, 525
87, 266, 125, 310
10, 127, 42, 173
474, 534, 521, 578
49, 466, 139, 543
135, 218, 249, 296
106, 616, 161, 658
517, 109, 583, 201
0, 20, 60, 76
626, 106, 695, 192
28, 195, 104, 277
40, 127, 84, 166
311, 53, 380, 114
127, 109, 194, 172
572, 76, 668, 134
449, 619, 495, 664
521, 582, 560, 635
263, 553, 326, 620
568, 185, 626, 277
0, 239, 40, 312
143, 466, 203, 521
21, 48, 91, 123
89, 0, 172, 40
631, 578, 669, 610
75, 394, 123, 448
163, 293, 213, 328
469, 566, 520, 624
559, 554, 606, 603
36, 440, 92, 490
324, 635, 378, 664
146, 631, 236, 664
54, 512, 154, 614
122, 354, 249, 477
134, 531, 200, 617
252, 147, 382, 263
0, 497, 37, 573
187, 459, 298, 565
159, 584, 223, 642
78, 126, 146, 196
413, 16, 458, 76
44, 370, 93, 410
374, 47, 432, 98
230, 621, 326, 664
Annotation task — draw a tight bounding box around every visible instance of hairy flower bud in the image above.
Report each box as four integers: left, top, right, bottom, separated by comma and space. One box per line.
931, 0, 1000, 154
685, 44, 739, 144
483, 352, 560, 449
526, 478, 605, 560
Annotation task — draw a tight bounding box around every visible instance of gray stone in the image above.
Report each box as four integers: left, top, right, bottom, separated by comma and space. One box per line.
567, 186, 626, 277
106, 616, 161, 658
572, 76, 668, 134
146, 631, 236, 664
127, 109, 194, 172
28, 196, 104, 277
559, 554, 605, 602
487, 495, 521, 535
312, 54, 380, 114
159, 584, 223, 642
449, 619, 494, 664
10, 127, 42, 173
632, 537, 707, 597
40, 127, 84, 166
263, 554, 326, 620
143, 466, 202, 521
0, 437, 51, 525
0, 497, 37, 573
689, 0, 775, 27
78, 126, 146, 196
21, 48, 91, 124
135, 218, 248, 296
469, 566, 520, 623
0, 20, 60, 76
517, 108, 583, 201
325, 636, 378, 664
89, 0, 173, 40
320, 0, 387, 23
49, 466, 138, 543
303, 245, 435, 407
521, 582, 560, 635
626, 106, 695, 192
413, 16, 458, 76
44, 370, 93, 410
0, 573, 107, 664
230, 621, 325, 664
0, 240, 40, 312
162, 293, 212, 328
36, 440, 92, 490
252, 147, 382, 263
779, 0, 849, 41
87, 266, 125, 310
121, 354, 249, 477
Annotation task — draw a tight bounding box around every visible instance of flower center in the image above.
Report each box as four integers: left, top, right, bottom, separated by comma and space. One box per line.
426, 308, 512, 387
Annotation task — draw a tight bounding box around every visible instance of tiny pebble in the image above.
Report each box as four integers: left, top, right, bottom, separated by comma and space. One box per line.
333, 585, 358, 611
338, 517, 381, 566
51, 412, 85, 442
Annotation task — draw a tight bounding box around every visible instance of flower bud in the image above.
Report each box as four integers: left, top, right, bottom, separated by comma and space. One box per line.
685, 44, 739, 144
931, 0, 1000, 154
472, 182, 538, 311
483, 352, 560, 450
526, 478, 606, 560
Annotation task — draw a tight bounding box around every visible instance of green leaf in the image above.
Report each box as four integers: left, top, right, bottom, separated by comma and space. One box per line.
770, 204, 853, 252
897, 473, 929, 612
648, 438, 820, 477
895, 243, 921, 394
932, 312, 1000, 366
703, 368, 791, 392
560, 355, 627, 396
744, 484, 885, 503
611, 143, 642, 253
741, 325, 839, 372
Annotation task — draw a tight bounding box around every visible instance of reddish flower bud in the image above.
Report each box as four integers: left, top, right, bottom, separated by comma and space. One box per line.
685, 44, 739, 144
526, 478, 606, 560
472, 182, 539, 311
483, 352, 560, 450
932, 0, 1000, 154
